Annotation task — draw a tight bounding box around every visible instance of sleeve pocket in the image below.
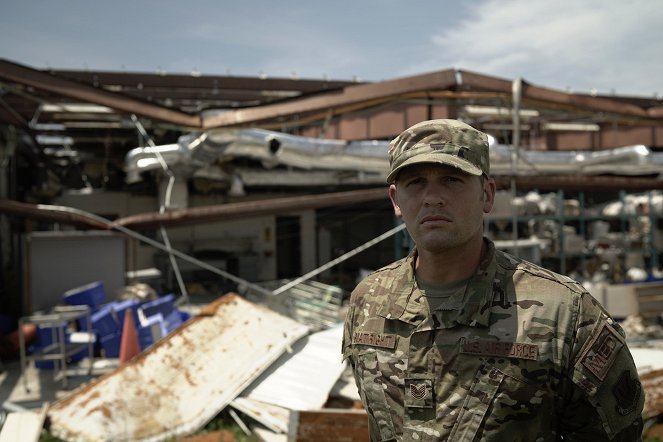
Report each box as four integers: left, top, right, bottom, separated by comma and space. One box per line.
357, 350, 397, 441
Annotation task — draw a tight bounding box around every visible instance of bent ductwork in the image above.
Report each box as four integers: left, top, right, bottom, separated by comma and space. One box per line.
125, 128, 663, 185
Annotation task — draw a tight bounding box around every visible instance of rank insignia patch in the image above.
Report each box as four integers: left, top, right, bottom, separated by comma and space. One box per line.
404, 378, 434, 408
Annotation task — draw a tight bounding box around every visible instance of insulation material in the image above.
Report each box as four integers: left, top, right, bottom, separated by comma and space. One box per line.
47, 294, 309, 442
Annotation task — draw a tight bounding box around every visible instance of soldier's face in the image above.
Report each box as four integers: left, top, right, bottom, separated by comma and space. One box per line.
389, 163, 495, 255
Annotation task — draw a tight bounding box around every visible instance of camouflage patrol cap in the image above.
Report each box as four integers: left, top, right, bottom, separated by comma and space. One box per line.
387, 119, 490, 183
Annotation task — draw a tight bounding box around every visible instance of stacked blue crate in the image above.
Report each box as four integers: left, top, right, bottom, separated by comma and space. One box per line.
63, 281, 106, 312
137, 314, 168, 351
113, 299, 140, 331
58, 283, 190, 357
91, 305, 121, 358
139, 294, 183, 335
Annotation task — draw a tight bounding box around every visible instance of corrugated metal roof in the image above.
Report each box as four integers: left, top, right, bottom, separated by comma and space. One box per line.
47, 293, 309, 442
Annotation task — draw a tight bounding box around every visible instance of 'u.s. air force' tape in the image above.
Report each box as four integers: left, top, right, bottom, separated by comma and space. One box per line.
460, 338, 539, 361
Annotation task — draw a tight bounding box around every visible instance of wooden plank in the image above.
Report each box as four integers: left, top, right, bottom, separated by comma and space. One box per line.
290, 409, 369, 442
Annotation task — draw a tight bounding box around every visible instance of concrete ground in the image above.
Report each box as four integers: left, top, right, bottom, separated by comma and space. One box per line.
0, 357, 116, 414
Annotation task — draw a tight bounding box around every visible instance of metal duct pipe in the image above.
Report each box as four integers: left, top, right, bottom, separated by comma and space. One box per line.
124, 128, 663, 185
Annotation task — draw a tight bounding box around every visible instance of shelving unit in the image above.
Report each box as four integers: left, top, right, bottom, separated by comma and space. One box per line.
486, 189, 662, 280
18, 305, 95, 391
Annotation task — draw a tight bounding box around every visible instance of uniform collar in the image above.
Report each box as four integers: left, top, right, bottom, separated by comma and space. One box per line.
377, 239, 497, 328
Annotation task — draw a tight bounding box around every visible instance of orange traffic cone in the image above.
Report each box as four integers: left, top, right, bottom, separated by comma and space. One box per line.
119, 310, 140, 364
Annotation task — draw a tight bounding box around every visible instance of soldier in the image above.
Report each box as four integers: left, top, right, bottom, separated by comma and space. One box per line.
342, 119, 644, 441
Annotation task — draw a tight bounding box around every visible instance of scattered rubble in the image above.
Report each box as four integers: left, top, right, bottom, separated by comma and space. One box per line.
46, 294, 309, 442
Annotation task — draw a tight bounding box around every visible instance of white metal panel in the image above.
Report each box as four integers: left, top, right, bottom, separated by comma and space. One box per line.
0, 404, 47, 442
632, 347, 663, 375
231, 397, 290, 433
239, 322, 345, 411
47, 294, 309, 442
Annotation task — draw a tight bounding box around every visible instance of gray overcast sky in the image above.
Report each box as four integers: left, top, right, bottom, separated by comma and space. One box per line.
2, 0, 662, 97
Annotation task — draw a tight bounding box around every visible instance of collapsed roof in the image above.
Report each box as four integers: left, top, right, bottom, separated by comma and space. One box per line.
2, 57, 663, 202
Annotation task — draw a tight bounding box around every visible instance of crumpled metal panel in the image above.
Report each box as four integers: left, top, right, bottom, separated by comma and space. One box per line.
124, 128, 663, 185
239, 323, 345, 411
47, 293, 309, 442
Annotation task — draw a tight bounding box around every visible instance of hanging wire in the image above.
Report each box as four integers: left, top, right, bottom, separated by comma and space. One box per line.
32, 203, 407, 302
272, 223, 406, 295
130, 114, 189, 304
35, 203, 274, 298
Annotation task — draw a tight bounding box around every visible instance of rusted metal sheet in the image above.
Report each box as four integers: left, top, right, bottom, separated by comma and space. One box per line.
201, 69, 457, 128
46, 293, 309, 442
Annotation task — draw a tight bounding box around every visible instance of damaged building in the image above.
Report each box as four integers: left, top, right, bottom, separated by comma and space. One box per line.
1, 58, 663, 440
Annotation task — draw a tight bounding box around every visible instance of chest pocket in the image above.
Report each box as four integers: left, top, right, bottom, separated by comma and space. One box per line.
356, 350, 398, 441
447, 364, 505, 441
444, 362, 553, 442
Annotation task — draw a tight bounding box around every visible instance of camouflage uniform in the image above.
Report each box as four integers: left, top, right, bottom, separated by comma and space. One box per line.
342, 240, 644, 441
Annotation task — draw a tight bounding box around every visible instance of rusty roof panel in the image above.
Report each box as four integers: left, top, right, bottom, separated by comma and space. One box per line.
46, 293, 309, 442
0, 59, 201, 128
201, 69, 457, 128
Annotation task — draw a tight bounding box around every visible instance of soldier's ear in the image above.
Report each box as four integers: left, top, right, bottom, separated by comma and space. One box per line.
482, 177, 496, 213
389, 184, 402, 218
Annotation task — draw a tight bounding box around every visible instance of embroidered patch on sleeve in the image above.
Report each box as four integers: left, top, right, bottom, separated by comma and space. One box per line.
613, 370, 642, 416
581, 323, 624, 381
352, 331, 397, 349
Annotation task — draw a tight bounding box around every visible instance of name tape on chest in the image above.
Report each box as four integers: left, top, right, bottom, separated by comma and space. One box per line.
461, 339, 539, 361
352, 331, 397, 349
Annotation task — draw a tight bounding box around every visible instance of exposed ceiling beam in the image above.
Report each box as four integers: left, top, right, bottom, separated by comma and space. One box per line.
460, 70, 656, 119
3, 59, 663, 137
52, 69, 356, 93
0, 59, 201, 128
201, 70, 458, 128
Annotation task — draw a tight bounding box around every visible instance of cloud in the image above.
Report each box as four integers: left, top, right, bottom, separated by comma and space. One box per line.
3, 0, 662, 96
412, 0, 663, 96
